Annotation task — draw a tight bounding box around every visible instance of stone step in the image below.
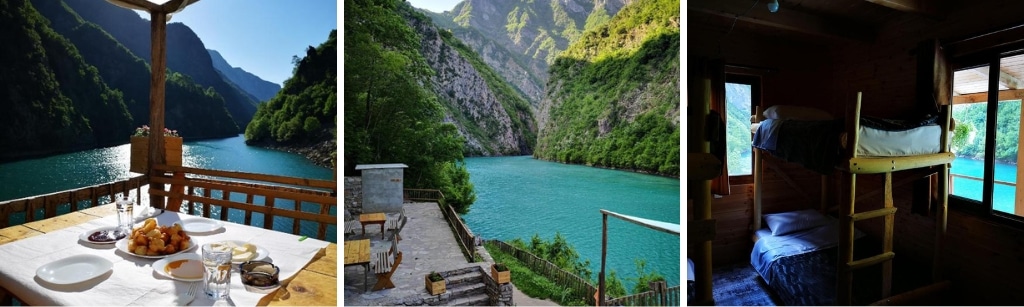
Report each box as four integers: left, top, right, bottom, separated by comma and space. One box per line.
447, 281, 487, 298
445, 270, 484, 287
451, 293, 490, 306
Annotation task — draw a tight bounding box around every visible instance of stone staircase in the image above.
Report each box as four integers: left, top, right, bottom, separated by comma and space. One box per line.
443, 267, 490, 306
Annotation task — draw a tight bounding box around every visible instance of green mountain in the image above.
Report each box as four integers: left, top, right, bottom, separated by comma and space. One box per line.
29, 0, 239, 139
244, 30, 337, 168
0, 0, 131, 160
534, 0, 680, 176
424, 0, 630, 107
60, 0, 259, 129
343, 0, 476, 213
405, 5, 536, 156
208, 49, 282, 102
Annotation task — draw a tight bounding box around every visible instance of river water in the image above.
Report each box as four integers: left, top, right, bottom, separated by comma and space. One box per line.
0, 135, 337, 241
462, 156, 681, 291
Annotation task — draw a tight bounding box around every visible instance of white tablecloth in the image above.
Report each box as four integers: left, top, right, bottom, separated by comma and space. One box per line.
0, 211, 329, 306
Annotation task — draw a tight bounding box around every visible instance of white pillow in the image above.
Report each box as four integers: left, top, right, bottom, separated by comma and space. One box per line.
763, 209, 830, 236
763, 105, 833, 120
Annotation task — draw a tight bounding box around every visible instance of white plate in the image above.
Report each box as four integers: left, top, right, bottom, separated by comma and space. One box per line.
79, 226, 124, 245
214, 240, 270, 264
36, 254, 112, 285
115, 238, 196, 259
153, 253, 204, 282
181, 217, 224, 234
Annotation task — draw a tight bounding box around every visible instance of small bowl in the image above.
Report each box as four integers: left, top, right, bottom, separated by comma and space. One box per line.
239, 261, 280, 293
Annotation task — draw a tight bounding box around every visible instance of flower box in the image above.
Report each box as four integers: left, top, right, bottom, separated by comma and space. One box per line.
129, 136, 182, 173
425, 273, 445, 295
491, 263, 510, 284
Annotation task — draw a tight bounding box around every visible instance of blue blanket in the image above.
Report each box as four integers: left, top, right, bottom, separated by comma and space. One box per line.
753, 119, 842, 174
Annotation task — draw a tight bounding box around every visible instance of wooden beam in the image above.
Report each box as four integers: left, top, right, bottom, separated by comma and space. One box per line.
952, 89, 1024, 104
864, 0, 945, 19
688, 0, 876, 42
847, 153, 955, 174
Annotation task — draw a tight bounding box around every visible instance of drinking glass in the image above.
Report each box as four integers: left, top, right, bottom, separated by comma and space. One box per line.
115, 196, 133, 239
202, 243, 233, 300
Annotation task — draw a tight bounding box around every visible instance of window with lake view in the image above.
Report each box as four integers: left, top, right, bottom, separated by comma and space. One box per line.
725, 75, 760, 177
950, 53, 1024, 218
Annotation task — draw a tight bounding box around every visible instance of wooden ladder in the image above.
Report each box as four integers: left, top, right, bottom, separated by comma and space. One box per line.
837, 172, 896, 305
837, 91, 895, 305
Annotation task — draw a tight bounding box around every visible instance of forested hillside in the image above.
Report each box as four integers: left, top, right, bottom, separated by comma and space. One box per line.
404, 5, 536, 156
0, 0, 130, 160
425, 0, 630, 108
952, 101, 1019, 163
60, 0, 259, 129
535, 0, 680, 176
344, 0, 476, 213
30, 0, 239, 139
244, 30, 337, 168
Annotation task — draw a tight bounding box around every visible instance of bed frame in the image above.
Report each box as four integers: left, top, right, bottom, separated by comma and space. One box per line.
751, 92, 954, 305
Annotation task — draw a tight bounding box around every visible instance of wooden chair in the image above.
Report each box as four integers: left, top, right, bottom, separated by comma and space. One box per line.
371, 234, 401, 291
343, 220, 360, 238
386, 209, 407, 241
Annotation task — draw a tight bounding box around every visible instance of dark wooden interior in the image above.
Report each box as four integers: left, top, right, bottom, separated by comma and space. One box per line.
688, 0, 1024, 304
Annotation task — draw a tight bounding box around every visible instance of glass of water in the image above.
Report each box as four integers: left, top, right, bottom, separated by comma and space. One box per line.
114, 196, 133, 239
202, 243, 233, 300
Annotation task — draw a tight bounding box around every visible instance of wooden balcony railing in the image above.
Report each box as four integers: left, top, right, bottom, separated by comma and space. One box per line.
0, 176, 149, 228
150, 164, 337, 241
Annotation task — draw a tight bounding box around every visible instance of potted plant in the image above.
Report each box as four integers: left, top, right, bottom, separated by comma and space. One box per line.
129, 125, 183, 173
425, 271, 445, 295
491, 263, 510, 284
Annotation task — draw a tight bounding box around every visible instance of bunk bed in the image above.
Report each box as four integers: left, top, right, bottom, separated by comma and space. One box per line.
749, 92, 954, 305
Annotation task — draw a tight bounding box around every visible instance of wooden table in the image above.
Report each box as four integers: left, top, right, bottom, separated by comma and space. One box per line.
359, 213, 387, 239
0, 204, 337, 306
344, 239, 371, 292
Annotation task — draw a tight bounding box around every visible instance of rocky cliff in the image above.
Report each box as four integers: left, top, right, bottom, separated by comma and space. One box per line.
425, 0, 631, 108
406, 10, 536, 156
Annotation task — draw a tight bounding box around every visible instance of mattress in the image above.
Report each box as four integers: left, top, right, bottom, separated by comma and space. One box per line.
750, 217, 872, 305
852, 124, 942, 157
752, 119, 943, 174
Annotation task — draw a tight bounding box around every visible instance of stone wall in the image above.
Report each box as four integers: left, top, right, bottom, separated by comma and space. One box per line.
484, 268, 514, 306
344, 176, 362, 220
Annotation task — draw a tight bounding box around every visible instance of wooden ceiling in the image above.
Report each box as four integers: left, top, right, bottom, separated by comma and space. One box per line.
687, 0, 949, 43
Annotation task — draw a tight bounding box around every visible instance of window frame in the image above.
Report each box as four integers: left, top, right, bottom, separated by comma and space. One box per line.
949, 48, 1024, 228
724, 73, 762, 183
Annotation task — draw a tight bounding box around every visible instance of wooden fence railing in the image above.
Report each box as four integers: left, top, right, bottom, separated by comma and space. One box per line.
0, 175, 149, 228
151, 164, 337, 241
489, 239, 598, 305
404, 188, 443, 203
604, 281, 681, 306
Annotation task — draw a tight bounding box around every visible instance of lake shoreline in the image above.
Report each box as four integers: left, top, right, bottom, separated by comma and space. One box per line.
529, 156, 681, 179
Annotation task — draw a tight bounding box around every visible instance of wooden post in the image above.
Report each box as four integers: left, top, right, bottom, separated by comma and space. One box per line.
148, 10, 168, 210
883, 173, 894, 298
599, 213, 607, 307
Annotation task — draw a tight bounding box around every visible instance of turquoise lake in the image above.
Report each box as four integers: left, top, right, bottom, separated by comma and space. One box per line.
0, 135, 337, 241
462, 156, 681, 291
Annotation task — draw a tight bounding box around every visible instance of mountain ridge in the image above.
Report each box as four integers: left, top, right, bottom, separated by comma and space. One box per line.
60, 0, 258, 129
207, 49, 282, 102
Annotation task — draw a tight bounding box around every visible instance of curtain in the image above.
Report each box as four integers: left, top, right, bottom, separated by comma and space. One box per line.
916, 39, 952, 112
689, 56, 730, 195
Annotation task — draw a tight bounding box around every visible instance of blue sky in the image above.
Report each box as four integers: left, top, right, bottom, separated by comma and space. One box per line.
407, 0, 463, 13
135, 0, 338, 86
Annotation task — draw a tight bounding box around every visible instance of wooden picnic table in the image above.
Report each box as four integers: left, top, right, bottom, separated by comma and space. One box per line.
360, 213, 387, 239
344, 239, 371, 292
0, 203, 337, 306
